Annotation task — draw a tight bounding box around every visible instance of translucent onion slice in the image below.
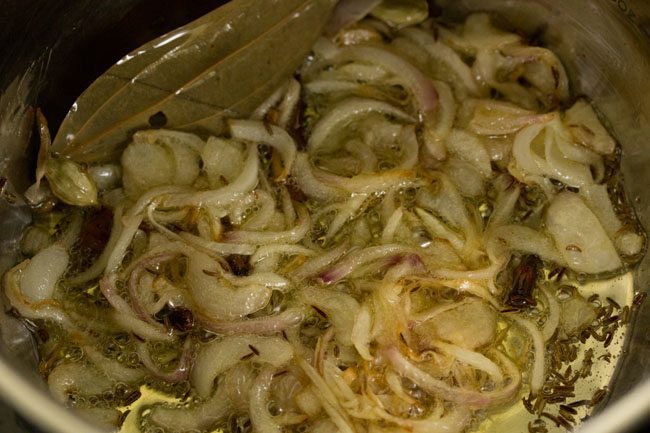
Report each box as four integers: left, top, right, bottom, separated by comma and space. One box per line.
197, 308, 305, 335
187, 251, 272, 321
3, 262, 71, 325
251, 244, 316, 268
191, 335, 293, 398
229, 119, 297, 180
511, 123, 549, 177
467, 99, 554, 135
486, 224, 564, 265
290, 242, 350, 281
224, 205, 310, 245
545, 192, 622, 274
307, 97, 415, 155
299, 287, 360, 346
177, 231, 256, 256
99, 276, 174, 341
148, 373, 235, 431
318, 244, 418, 284
540, 286, 560, 341
415, 208, 464, 252
47, 363, 113, 404
163, 144, 259, 208
250, 365, 284, 433
398, 27, 480, 96
297, 358, 356, 433
509, 316, 545, 395
202, 137, 245, 187
432, 341, 503, 383
84, 346, 145, 383
135, 338, 192, 383
19, 244, 68, 302
564, 98, 616, 155
384, 346, 521, 409
292, 153, 349, 202
336, 46, 437, 112
352, 303, 374, 360
325, 0, 382, 36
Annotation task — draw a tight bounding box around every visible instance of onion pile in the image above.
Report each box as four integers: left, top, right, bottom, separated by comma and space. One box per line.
3, 7, 646, 433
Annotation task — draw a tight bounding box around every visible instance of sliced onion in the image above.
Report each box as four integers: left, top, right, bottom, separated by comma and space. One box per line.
509, 315, 545, 395
325, 0, 382, 36
415, 208, 464, 252
100, 276, 173, 341
446, 130, 492, 177
277, 78, 302, 128
292, 153, 348, 202
224, 204, 310, 245
467, 99, 554, 135
351, 303, 373, 360
4, 262, 71, 325
105, 213, 144, 275
241, 190, 277, 231
83, 345, 145, 383
251, 244, 316, 269
191, 335, 293, 398
307, 97, 415, 155
381, 207, 404, 244
579, 183, 623, 240
297, 358, 356, 433
128, 253, 177, 324
432, 341, 503, 383
544, 125, 593, 187
396, 124, 419, 169
187, 250, 272, 321
334, 46, 438, 114
443, 159, 485, 198
486, 176, 521, 230
564, 99, 616, 155
384, 346, 521, 409
417, 173, 478, 240
250, 365, 283, 433
19, 244, 68, 302
202, 136, 246, 188
47, 363, 113, 404
197, 308, 305, 335
149, 377, 233, 431
163, 144, 259, 208
305, 79, 360, 94
299, 287, 360, 346
290, 242, 350, 281
317, 244, 418, 284
229, 119, 297, 180
540, 286, 560, 341
545, 192, 622, 273
512, 123, 550, 177
177, 231, 256, 255
135, 338, 192, 383
486, 224, 564, 265
313, 165, 417, 194
325, 193, 368, 242
399, 27, 480, 96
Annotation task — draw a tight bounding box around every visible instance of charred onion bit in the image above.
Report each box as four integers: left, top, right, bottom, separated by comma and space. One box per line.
225, 254, 251, 276
506, 255, 541, 309
167, 307, 195, 333
78, 207, 114, 256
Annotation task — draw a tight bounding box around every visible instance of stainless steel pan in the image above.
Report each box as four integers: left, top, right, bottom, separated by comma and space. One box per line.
1, 1, 649, 432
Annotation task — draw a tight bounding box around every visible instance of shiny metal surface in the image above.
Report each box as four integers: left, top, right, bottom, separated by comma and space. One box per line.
1, 1, 649, 432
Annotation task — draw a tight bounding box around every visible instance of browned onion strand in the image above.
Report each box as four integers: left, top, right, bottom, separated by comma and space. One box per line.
4, 6, 646, 433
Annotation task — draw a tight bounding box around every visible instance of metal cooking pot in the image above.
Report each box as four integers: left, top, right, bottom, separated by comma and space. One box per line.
1, 1, 649, 432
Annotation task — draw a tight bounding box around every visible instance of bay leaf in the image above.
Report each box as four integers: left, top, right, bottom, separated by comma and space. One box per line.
51, 0, 337, 163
